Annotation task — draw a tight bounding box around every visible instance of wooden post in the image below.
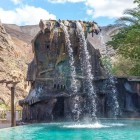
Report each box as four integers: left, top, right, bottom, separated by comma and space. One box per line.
0, 80, 19, 127
11, 86, 16, 127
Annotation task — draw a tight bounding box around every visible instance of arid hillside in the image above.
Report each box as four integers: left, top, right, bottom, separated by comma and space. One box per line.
0, 22, 35, 108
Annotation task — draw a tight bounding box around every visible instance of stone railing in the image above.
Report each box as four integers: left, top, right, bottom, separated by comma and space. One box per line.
0, 110, 6, 119
0, 110, 22, 120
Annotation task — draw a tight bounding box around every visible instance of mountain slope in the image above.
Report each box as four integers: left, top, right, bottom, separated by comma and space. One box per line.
0, 22, 33, 107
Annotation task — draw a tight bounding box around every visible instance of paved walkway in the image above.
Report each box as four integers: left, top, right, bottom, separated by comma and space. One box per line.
0, 120, 11, 129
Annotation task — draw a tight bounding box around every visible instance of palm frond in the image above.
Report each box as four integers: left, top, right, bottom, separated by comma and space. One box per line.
124, 9, 137, 15
116, 17, 137, 25
115, 8, 140, 25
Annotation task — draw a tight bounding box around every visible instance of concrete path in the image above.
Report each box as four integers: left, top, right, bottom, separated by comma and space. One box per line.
0, 120, 11, 129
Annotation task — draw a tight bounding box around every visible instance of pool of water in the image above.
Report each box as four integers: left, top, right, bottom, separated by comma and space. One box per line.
0, 120, 140, 140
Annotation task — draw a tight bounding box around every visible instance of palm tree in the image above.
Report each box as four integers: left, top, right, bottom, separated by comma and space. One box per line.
116, 8, 140, 25
107, 2, 140, 75
134, 0, 140, 7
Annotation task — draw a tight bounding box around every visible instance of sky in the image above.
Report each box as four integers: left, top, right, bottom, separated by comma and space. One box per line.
0, 0, 137, 26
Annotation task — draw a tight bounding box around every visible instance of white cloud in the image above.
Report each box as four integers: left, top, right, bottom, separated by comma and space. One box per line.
11, 0, 22, 5
86, 9, 93, 15
0, 5, 56, 25
48, 0, 137, 18
85, 0, 137, 18
48, 0, 85, 3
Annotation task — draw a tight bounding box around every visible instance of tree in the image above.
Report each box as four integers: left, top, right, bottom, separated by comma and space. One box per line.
134, 0, 140, 7
107, 1, 140, 76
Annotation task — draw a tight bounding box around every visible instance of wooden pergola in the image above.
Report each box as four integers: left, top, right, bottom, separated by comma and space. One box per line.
0, 80, 19, 127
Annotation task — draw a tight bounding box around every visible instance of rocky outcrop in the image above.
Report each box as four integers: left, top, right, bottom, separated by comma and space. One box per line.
19, 20, 106, 122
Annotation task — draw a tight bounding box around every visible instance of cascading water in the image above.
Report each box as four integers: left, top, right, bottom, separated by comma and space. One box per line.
76, 21, 97, 120
60, 22, 81, 121
53, 28, 59, 42
60, 22, 77, 94
99, 33, 120, 118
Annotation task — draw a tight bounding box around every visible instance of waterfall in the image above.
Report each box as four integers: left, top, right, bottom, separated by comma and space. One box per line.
99, 33, 120, 118
60, 22, 81, 121
76, 22, 97, 120
53, 28, 59, 42
60, 22, 78, 94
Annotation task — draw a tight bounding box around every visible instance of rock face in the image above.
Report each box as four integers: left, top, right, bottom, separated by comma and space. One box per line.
19, 20, 105, 122
0, 22, 32, 106
1, 21, 140, 119
18, 21, 140, 122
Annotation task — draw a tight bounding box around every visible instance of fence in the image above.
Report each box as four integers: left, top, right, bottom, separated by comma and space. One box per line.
0, 110, 22, 120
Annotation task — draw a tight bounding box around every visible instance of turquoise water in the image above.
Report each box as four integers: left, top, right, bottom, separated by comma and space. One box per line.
0, 120, 140, 140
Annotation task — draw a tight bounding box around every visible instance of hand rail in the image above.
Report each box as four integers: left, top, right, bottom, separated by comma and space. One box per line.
0, 110, 22, 120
